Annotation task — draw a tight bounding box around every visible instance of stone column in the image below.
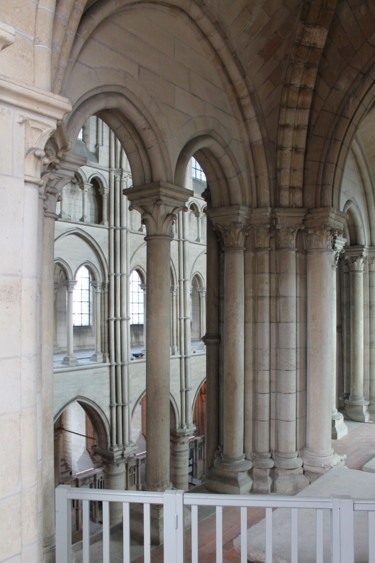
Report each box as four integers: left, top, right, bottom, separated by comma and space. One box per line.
103, 459, 126, 526
39, 145, 85, 561
39, 182, 61, 562
124, 182, 192, 493
80, 182, 90, 222
274, 210, 308, 494
101, 186, 109, 225
170, 285, 178, 355
345, 246, 370, 422
368, 251, 375, 418
62, 280, 78, 366
252, 221, 274, 493
203, 211, 220, 473
331, 236, 348, 439
205, 206, 252, 494
170, 431, 191, 490
91, 281, 103, 363
199, 288, 206, 340
301, 210, 346, 477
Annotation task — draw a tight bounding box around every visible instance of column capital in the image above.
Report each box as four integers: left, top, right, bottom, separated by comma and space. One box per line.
0, 77, 71, 185
273, 209, 305, 249
366, 247, 375, 271
91, 281, 103, 292
208, 205, 250, 249
124, 182, 192, 238
41, 149, 87, 218
345, 246, 368, 272
63, 280, 77, 292
303, 207, 346, 250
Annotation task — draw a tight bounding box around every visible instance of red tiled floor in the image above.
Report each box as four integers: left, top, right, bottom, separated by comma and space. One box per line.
132, 421, 375, 562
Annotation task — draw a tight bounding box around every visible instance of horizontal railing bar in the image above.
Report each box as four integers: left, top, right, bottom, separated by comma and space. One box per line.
353, 503, 375, 511
184, 495, 340, 509
60, 486, 164, 504
57, 485, 375, 511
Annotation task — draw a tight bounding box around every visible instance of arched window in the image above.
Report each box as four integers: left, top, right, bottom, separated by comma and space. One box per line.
129, 270, 144, 325
73, 266, 92, 326
87, 177, 103, 224
191, 275, 201, 341
191, 157, 206, 182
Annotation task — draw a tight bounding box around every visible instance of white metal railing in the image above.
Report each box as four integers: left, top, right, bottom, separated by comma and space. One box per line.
55, 485, 375, 562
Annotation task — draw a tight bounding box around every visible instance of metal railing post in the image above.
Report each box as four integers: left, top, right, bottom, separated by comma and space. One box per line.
55, 485, 72, 563
339, 497, 354, 563
163, 490, 185, 563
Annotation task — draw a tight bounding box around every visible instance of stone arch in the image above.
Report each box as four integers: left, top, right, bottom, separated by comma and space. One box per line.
276, 0, 336, 209
54, 396, 110, 451
63, 89, 170, 186
175, 134, 248, 208
55, 1, 269, 205
55, 228, 108, 283
73, 260, 101, 284
343, 200, 367, 247
131, 392, 180, 437
54, 258, 73, 282
192, 379, 206, 437
307, 66, 375, 208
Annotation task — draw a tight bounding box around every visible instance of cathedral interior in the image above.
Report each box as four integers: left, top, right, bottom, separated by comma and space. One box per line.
2, 0, 375, 560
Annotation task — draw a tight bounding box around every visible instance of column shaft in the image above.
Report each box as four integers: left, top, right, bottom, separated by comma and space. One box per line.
274, 211, 307, 494
369, 253, 375, 417
345, 248, 369, 421
203, 217, 220, 472
302, 214, 346, 476
62, 281, 78, 366
91, 283, 103, 362
252, 224, 273, 493
124, 181, 192, 496
205, 207, 251, 494
145, 235, 172, 490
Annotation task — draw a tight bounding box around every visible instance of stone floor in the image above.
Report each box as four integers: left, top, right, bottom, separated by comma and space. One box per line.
72, 420, 375, 562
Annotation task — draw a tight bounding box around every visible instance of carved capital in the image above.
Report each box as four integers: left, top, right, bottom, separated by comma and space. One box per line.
40, 148, 87, 219
333, 235, 346, 267
273, 209, 305, 249
208, 205, 250, 249
63, 280, 77, 292
125, 182, 192, 238
367, 248, 375, 272
304, 225, 336, 251
345, 246, 367, 272
91, 281, 103, 292
303, 207, 346, 251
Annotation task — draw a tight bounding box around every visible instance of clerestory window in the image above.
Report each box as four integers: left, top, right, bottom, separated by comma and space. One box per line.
129, 270, 144, 325
73, 266, 92, 326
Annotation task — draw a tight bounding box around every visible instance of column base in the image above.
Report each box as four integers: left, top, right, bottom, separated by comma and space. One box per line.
90, 352, 103, 363
61, 354, 78, 366
367, 399, 375, 419
345, 398, 370, 422
43, 534, 55, 563
301, 447, 346, 481
273, 453, 308, 494
205, 458, 252, 494
251, 455, 274, 494
170, 428, 194, 491
273, 468, 309, 494
331, 411, 348, 439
